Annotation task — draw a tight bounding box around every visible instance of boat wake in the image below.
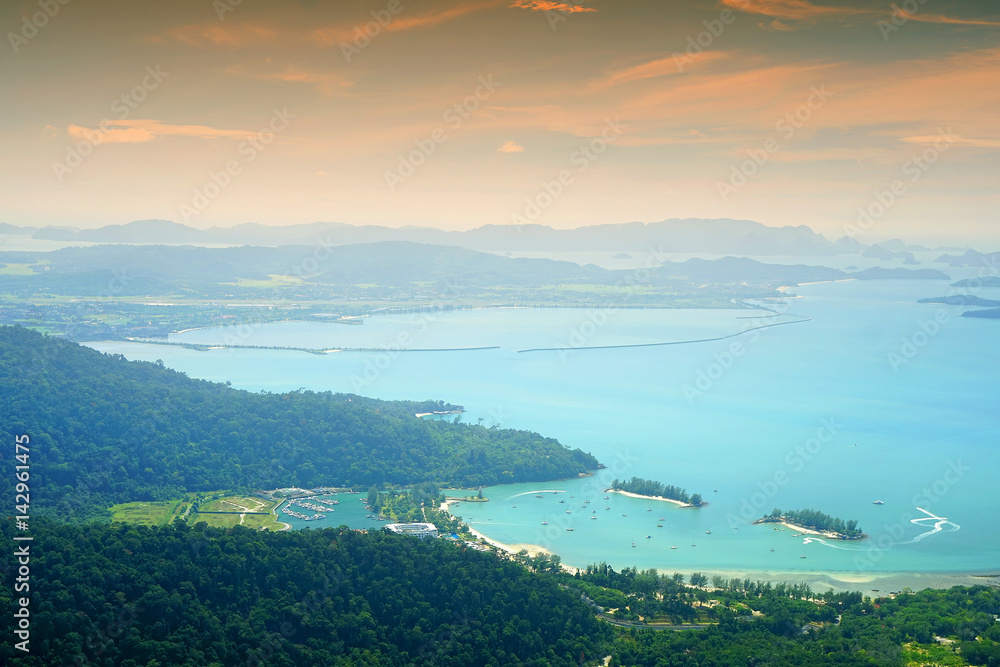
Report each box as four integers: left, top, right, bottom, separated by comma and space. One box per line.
801, 537, 853, 550
801, 507, 959, 551
900, 507, 960, 544
504, 490, 564, 501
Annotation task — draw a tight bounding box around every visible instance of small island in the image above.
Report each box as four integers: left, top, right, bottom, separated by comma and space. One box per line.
609, 477, 705, 507
917, 295, 1000, 308
962, 308, 1000, 319
754, 508, 865, 540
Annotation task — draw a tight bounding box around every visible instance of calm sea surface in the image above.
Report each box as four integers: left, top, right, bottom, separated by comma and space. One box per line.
88, 276, 1000, 582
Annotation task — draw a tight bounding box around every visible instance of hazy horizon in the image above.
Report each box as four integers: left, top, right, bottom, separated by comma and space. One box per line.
3, 0, 998, 246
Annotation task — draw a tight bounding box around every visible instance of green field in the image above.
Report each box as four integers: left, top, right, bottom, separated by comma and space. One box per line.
110, 499, 187, 526
194, 495, 284, 531
110, 493, 284, 530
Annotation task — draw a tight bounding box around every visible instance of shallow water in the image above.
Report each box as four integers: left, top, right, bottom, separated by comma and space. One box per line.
88, 276, 1000, 581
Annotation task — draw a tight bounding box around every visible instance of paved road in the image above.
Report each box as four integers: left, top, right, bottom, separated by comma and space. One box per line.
599, 617, 712, 632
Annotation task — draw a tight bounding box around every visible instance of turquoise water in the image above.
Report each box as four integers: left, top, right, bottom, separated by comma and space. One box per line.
88, 277, 1000, 579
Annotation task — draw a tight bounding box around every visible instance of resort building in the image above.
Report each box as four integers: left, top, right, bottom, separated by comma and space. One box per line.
384, 523, 439, 540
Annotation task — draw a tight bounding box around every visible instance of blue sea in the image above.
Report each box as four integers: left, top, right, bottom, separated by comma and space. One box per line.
88, 274, 1000, 589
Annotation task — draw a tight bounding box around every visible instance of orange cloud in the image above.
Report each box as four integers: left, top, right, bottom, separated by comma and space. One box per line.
903, 134, 1000, 149
227, 63, 353, 96
727, 0, 1000, 29
721, 0, 869, 21
510, 0, 597, 13
596, 52, 729, 88
389, 0, 507, 30
312, 0, 505, 45
66, 120, 255, 145
499, 140, 525, 152
894, 9, 1000, 27
163, 23, 281, 48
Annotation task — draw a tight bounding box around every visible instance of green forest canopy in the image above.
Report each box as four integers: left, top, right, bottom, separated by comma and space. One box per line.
0, 326, 598, 521
3, 518, 999, 666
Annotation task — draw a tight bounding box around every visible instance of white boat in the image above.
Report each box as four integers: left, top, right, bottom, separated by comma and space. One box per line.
873, 500, 884, 505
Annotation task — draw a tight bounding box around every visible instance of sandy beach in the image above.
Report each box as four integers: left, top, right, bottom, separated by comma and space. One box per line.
437, 499, 998, 596
763, 520, 846, 540
466, 526, 552, 559
653, 566, 1000, 599
604, 488, 691, 508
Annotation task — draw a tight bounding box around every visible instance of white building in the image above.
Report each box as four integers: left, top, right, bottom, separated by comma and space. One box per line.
384, 523, 438, 539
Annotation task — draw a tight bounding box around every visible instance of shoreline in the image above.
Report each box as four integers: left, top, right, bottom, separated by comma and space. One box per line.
754, 518, 864, 541
649, 567, 1000, 599
605, 488, 691, 508
437, 494, 994, 596
465, 526, 559, 562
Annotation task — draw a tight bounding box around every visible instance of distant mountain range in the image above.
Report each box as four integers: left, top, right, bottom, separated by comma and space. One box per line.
0, 218, 959, 257
935, 249, 1000, 268
0, 241, 950, 297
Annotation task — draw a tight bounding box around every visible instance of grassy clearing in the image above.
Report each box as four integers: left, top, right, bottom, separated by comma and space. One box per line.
110, 499, 184, 526
111, 493, 285, 530
195, 495, 284, 531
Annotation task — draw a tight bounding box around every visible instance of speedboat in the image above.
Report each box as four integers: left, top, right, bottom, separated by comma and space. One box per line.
873, 500, 884, 505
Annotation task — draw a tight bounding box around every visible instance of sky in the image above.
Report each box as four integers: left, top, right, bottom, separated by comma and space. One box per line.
1, 0, 998, 245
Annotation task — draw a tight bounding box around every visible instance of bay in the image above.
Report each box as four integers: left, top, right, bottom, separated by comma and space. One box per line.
87, 276, 1000, 590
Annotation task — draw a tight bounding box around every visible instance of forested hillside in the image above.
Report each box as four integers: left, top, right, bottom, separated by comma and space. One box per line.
0, 326, 597, 521
5, 518, 999, 666
0, 518, 612, 666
